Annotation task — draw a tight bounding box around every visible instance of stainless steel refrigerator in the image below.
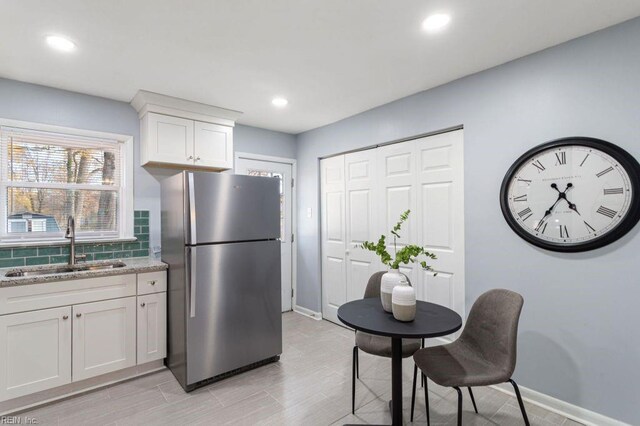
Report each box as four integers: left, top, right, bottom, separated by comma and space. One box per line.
161, 171, 282, 391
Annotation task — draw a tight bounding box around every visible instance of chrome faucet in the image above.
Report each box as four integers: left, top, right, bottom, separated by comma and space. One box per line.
65, 216, 86, 266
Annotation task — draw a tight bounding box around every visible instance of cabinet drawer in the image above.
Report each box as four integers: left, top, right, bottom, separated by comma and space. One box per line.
137, 271, 167, 295
0, 275, 137, 316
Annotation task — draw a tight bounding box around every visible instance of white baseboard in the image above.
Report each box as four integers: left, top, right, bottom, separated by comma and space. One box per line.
430, 338, 626, 426
293, 305, 322, 320
490, 380, 627, 426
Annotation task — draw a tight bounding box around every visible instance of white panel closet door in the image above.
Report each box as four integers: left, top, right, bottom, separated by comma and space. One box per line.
321, 156, 347, 324
416, 130, 465, 322
377, 141, 419, 286
344, 149, 380, 302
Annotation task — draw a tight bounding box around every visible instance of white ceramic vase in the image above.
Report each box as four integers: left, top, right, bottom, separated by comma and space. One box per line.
380, 269, 403, 313
392, 277, 416, 322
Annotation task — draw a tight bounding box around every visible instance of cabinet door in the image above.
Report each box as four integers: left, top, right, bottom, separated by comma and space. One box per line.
137, 293, 167, 364
72, 298, 136, 381
0, 307, 71, 402
145, 112, 194, 165
193, 121, 233, 169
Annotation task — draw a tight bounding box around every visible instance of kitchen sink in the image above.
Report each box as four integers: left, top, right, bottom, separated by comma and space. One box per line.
5, 261, 127, 278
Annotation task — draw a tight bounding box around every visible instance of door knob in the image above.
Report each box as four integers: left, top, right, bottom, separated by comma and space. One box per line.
76, 313, 82, 318
149, 280, 156, 286
140, 302, 146, 307
63, 315, 69, 320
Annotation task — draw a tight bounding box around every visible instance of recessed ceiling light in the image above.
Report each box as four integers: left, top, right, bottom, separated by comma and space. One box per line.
45, 35, 76, 52
272, 97, 288, 107
422, 13, 451, 32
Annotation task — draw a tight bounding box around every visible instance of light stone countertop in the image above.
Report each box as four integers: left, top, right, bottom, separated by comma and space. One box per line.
0, 257, 167, 288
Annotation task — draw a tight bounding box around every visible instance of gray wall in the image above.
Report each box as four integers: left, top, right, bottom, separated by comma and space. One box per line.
0, 78, 297, 252
296, 17, 640, 423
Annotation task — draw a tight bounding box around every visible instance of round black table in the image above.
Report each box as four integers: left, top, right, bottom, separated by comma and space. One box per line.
338, 298, 462, 426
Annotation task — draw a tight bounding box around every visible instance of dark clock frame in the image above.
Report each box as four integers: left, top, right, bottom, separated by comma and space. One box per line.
500, 137, 640, 252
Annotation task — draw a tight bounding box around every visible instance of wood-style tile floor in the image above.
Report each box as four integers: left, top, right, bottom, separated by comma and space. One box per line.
18, 312, 579, 425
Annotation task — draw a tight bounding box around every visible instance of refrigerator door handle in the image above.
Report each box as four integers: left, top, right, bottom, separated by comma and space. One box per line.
188, 246, 197, 318
187, 172, 197, 245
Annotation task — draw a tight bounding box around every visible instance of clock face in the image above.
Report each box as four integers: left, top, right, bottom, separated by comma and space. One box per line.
501, 138, 640, 252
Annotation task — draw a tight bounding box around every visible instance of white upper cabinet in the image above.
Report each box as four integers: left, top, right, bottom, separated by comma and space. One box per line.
132, 90, 242, 171
144, 113, 194, 165
193, 121, 233, 168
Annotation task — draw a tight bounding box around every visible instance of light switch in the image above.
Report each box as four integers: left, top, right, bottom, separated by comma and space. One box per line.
306, 207, 312, 218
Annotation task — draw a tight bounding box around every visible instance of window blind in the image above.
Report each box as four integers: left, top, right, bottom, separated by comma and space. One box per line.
0, 126, 124, 240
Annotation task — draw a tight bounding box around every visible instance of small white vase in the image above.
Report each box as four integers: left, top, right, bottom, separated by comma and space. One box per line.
392, 278, 416, 322
380, 269, 403, 313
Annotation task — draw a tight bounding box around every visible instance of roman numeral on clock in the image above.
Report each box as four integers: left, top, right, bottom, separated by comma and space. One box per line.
559, 225, 569, 239
513, 194, 527, 202
603, 187, 624, 195
517, 207, 533, 221
555, 152, 567, 165
579, 154, 589, 167
596, 206, 617, 219
535, 220, 548, 234
596, 167, 614, 178
532, 160, 546, 173
584, 221, 596, 234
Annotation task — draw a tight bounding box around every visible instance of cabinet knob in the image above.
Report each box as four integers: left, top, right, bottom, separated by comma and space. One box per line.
149, 280, 156, 286
76, 313, 82, 318
188, 155, 194, 160
195, 157, 201, 161
63, 315, 69, 320
140, 302, 146, 307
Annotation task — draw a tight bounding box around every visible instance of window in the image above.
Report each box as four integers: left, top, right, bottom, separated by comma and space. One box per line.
247, 169, 285, 239
0, 123, 133, 243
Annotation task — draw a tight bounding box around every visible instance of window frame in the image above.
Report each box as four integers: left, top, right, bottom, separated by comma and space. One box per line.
0, 119, 134, 246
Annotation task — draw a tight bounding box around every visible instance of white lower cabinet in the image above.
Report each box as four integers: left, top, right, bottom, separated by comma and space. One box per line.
0, 306, 72, 401
0, 271, 167, 403
137, 293, 167, 364
72, 297, 137, 381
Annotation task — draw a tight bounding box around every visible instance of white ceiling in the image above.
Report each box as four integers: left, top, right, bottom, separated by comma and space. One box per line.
1, 1, 639, 134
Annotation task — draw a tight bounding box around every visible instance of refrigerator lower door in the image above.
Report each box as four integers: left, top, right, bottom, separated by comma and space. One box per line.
186, 240, 282, 386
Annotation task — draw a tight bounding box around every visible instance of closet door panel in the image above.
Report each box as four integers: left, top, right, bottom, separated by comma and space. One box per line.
321, 156, 346, 324
416, 130, 465, 320
345, 150, 379, 302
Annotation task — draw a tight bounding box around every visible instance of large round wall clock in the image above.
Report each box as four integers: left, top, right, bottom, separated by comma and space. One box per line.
500, 137, 640, 252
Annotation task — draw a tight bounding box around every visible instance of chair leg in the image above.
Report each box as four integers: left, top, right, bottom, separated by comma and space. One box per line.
509, 379, 530, 426
355, 346, 359, 379
410, 364, 417, 421
423, 374, 430, 426
454, 387, 463, 426
420, 339, 425, 388
352, 346, 357, 414
468, 387, 478, 413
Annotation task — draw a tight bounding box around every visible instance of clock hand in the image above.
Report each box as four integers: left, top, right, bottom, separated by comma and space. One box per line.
562, 183, 582, 216
536, 183, 562, 224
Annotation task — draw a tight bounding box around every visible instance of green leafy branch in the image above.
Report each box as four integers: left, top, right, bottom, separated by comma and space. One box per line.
359, 210, 437, 272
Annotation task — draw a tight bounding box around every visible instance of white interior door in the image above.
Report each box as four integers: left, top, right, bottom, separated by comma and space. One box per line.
320, 130, 465, 325
416, 130, 465, 323
235, 157, 294, 312
377, 140, 419, 286
345, 149, 380, 302
320, 155, 346, 323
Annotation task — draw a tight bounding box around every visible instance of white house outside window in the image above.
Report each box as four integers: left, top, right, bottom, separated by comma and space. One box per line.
0, 123, 134, 243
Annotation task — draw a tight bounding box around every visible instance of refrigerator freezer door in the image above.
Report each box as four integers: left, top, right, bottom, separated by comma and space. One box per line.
185, 240, 282, 385
186, 172, 280, 244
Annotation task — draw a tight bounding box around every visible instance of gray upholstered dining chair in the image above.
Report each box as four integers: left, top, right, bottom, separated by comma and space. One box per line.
352, 271, 422, 414
412, 289, 529, 426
